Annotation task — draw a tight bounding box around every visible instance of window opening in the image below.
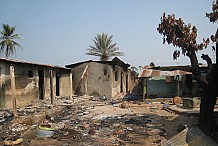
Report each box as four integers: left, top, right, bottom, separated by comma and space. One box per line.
28, 70, 33, 78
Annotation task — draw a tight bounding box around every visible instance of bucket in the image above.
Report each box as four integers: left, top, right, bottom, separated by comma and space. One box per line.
35, 125, 55, 137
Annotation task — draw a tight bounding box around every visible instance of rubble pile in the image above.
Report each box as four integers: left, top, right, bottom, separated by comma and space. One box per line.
0, 95, 199, 146
0, 110, 13, 124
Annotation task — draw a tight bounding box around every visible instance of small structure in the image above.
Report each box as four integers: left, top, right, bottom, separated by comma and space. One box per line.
138, 65, 207, 100
65, 57, 138, 98
0, 58, 72, 108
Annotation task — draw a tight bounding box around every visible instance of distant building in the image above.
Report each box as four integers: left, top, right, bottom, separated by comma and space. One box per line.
65, 57, 138, 98
138, 65, 208, 100
0, 58, 72, 108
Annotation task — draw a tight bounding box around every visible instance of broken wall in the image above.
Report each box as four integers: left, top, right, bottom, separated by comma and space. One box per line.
87, 62, 113, 97
112, 65, 129, 97
127, 69, 139, 95
0, 62, 39, 108
44, 69, 56, 100
59, 69, 72, 98
0, 62, 8, 108
71, 63, 87, 96
41, 68, 71, 100
71, 62, 113, 97
70, 61, 133, 98
0, 60, 72, 109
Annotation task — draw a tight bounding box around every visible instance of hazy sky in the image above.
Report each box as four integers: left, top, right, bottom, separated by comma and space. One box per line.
0, 0, 217, 68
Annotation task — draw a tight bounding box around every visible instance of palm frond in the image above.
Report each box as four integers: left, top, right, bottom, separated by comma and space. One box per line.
0, 24, 22, 58
85, 33, 124, 61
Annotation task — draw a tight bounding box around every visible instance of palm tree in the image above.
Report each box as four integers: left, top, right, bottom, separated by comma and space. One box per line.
86, 33, 124, 61
0, 24, 22, 58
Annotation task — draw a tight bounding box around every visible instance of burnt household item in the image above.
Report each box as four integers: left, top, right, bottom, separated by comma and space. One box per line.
173, 96, 182, 105
120, 101, 130, 109
3, 137, 23, 146
35, 124, 55, 137
183, 97, 201, 108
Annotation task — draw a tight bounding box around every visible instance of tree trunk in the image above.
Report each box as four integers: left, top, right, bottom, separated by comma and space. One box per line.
199, 90, 217, 132
199, 54, 217, 132
199, 64, 218, 132
188, 49, 218, 132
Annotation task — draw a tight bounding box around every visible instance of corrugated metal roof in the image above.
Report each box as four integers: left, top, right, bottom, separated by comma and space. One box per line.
163, 125, 218, 146
138, 68, 191, 78
143, 64, 208, 72
0, 57, 68, 69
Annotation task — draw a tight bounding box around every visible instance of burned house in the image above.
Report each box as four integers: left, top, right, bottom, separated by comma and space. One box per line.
65, 57, 138, 98
138, 65, 208, 100
0, 58, 72, 108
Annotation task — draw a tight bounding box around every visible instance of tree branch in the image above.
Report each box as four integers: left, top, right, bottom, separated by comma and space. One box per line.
187, 48, 208, 88
201, 54, 213, 70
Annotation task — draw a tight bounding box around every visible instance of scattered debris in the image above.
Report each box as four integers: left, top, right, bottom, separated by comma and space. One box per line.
100, 95, 107, 101
11, 123, 29, 132
177, 123, 187, 132
120, 101, 130, 109
0, 117, 5, 123
173, 96, 182, 105
0, 96, 201, 145
162, 104, 168, 109
3, 137, 23, 146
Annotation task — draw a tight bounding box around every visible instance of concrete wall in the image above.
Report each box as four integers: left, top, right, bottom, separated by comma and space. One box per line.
71, 63, 87, 95
127, 69, 139, 94
71, 62, 133, 98
44, 69, 53, 100
142, 74, 202, 99
71, 62, 113, 97
59, 70, 72, 98
146, 78, 180, 98
112, 66, 128, 97
0, 62, 39, 108
112, 67, 139, 97
0, 61, 71, 108
87, 62, 113, 97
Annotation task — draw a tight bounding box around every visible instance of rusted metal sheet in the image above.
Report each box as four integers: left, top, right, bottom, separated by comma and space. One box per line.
139, 68, 191, 78
163, 125, 218, 146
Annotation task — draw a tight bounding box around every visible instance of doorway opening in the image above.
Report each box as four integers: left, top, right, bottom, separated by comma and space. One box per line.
120, 72, 123, 93
38, 70, 44, 100
56, 73, 60, 96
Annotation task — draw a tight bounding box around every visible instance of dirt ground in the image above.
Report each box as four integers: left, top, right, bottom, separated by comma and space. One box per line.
0, 95, 199, 146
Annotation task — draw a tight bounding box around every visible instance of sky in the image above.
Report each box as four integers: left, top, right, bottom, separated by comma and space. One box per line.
0, 0, 217, 68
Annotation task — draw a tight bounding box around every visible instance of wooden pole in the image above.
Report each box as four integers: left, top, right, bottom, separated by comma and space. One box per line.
50, 70, 54, 104
177, 75, 180, 96
10, 65, 17, 117
69, 72, 73, 99
84, 73, 88, 95
143, 79, 147, 102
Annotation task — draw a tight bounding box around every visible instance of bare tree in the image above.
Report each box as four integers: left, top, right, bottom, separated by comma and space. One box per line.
157, 9, 218, 132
